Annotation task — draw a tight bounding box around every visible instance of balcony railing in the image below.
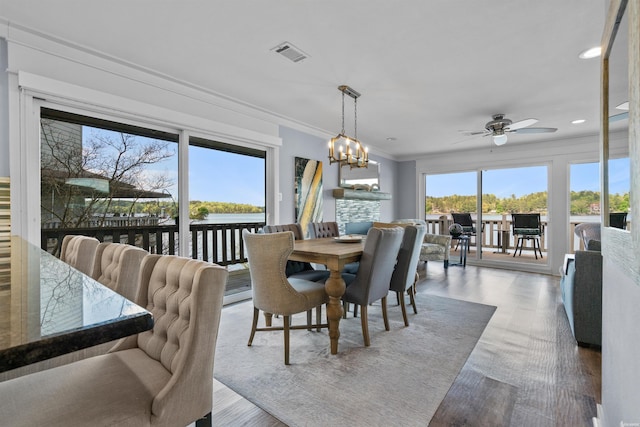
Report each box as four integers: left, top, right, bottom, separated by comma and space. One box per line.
42, 216, 619, 269
41, 222, 265, 266
425, 215, 615, 254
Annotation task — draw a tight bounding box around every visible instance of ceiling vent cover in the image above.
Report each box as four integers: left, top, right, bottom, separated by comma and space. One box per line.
271, 42, 309, 63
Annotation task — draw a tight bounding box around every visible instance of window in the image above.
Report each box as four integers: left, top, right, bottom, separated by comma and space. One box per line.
40, 108, 178, 233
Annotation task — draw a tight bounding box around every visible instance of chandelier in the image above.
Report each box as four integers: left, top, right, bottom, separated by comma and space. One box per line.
328, 85, 369, 168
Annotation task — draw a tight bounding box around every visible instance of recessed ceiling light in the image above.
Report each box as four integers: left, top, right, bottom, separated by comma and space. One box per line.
386, 137, 397, 142
578, 46, 601, 59
571, 119, 586, 124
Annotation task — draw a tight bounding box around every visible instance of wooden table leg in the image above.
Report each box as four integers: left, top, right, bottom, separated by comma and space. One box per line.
325, 269, 346, 354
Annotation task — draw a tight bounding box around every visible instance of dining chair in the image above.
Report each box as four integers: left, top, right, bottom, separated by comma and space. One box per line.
512, 213, 543, 259
0, 254, 228, 427
307, 221, 340, 239
307, 221, 359, 274
341, 226, 404, 346
243, 230, 329, 365
263, 223, 330, 282
60, 234, 100, 276
262, 224, 330, 329
344, 221, 373, 235
90, 242, 149, 301
389, 224, 426, 326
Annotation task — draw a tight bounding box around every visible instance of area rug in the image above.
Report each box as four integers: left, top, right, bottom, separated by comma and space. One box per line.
213, 294, 496, 427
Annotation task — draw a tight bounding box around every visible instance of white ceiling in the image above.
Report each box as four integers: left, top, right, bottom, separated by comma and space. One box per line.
2, 1, 622, 160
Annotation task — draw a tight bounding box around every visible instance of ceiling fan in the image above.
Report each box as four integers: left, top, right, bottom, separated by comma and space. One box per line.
460, 114, 558, 146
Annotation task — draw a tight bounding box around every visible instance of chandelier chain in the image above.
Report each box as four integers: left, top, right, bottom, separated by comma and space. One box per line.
341, 91, 346, 134
354, 97, 357, 141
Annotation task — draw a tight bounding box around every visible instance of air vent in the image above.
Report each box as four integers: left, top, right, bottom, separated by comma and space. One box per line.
271, 42, 309, 63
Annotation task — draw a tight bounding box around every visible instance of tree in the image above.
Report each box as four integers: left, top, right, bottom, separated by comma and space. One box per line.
40, 120, 175, 227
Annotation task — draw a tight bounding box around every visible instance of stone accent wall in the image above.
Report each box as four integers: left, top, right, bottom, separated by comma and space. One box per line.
335, 199, 381, 234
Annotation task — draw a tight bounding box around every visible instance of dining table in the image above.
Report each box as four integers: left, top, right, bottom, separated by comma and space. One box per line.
0, 236, 153, 373
289, 235, 364, 354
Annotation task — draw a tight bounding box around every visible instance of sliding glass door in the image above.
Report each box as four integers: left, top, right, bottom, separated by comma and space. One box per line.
425, 165, 549, 266
481, 166, 548, 265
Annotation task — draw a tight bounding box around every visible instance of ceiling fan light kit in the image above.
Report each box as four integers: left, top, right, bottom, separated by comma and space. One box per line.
328, 85, 369, 168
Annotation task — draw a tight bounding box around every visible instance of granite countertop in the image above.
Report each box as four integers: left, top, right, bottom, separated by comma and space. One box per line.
0, 237, 153, 372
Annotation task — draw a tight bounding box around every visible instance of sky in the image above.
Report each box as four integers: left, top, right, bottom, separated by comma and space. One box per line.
426, 159, 630, 198
86, 127, 266, 206
87, 126, 629, 208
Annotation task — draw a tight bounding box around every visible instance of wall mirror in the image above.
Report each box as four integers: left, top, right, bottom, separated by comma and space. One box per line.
605, 0, 629, 229
601, 0, 640, 278
339, 160, 380, 189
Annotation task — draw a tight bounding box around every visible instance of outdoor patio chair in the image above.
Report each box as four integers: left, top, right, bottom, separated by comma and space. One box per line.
609, 212, 628, 229
512, 213, 543, 259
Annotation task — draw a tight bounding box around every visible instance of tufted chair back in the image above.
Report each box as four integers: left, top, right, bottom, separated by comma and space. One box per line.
111, 254, 228, 424
60, 235, 100, 276
91, 242, 149, 302
308, 221, 339, 239
263, 223, 304, 239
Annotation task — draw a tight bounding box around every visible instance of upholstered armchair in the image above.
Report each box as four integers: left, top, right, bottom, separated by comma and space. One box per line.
391, 219, 451, 268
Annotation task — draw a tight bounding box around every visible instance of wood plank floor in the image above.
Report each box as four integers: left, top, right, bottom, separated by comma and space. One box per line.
210, 263, 601, 427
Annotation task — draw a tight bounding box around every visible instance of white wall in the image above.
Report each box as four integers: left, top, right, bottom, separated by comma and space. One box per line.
278, 126, 397, 225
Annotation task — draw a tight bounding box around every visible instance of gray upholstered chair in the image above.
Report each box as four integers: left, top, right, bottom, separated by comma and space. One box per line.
263, 223, 330, 282
342, 227, 404, 346
60, 234, 100, 276
389, 224, 426, 326
344, 221, 373, 235
243, 230, 329, 365
0, 254, 228, 427
90, 242, 149, 302
391, 219, 451, 268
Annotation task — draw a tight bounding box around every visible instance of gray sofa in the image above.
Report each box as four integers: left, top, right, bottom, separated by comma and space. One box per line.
560, 244, 602, 347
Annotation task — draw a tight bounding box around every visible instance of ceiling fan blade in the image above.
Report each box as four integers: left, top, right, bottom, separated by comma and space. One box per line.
458, 130, 488, 136
506, 118, 538, 131
510, 127, 557, 134
609, 112, 629, 122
